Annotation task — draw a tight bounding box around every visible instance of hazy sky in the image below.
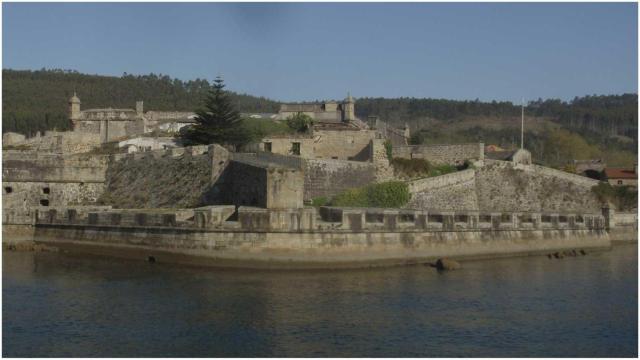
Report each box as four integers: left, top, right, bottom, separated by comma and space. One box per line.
3, 2, 637, 102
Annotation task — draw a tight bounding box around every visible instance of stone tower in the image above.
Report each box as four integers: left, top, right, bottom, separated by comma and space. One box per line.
343, 92, 355, 122
69, 92, 81, 128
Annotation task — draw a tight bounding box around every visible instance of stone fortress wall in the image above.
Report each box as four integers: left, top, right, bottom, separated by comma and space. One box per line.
407, 160, 602, 214
393, 143, 485, 165
29, 204, 609, 269
304, 159, 377, 200
100, 144, 303, 210
406, 169, 478, 211
2, 150, 109, 212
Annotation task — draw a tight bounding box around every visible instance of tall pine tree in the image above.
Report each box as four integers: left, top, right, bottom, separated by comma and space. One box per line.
179, 76, 252, 147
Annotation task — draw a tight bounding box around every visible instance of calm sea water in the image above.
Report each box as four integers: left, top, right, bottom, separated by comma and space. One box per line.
3, 244, 637, 357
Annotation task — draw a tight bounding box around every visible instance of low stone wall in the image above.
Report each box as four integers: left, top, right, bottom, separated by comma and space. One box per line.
303, 159, 377, 200
393, 143, 484, 165
610, 212, 638, 242
614, 212, 637, 227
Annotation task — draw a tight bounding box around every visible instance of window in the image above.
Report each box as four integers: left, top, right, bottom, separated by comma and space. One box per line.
4, 186, 12, 194
264, 142, 272, 153
42, 187, 50, 194
291, 142, 301, 155
40, 199, 49, 206
618, 180, 623, 185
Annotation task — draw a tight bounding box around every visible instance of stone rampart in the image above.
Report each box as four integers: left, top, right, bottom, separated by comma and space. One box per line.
303, 158, 377, 200
30, 205, 609, 269
407, 169, 475, 193
393, 143, 484, 165
527, 164, 600, 188
406, 170, 478, 211
100, 144, 230, 208
474, 162, 601, 213
3, 152, 108, 183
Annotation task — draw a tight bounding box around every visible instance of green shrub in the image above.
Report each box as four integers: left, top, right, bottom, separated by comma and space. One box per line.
331, 181, 410, 208
310, 196, 329, 207
286, 112, 314, 133
592, 182, 638, 211
384, 140, 393, 161
429, 164, 457, 177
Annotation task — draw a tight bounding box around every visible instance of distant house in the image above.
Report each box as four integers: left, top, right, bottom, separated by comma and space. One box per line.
604, 166, 637, 187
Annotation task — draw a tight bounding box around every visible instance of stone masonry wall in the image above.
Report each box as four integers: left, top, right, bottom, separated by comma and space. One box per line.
2, 151, 109, 217
407, 162, 601, 213
312, 129, 377, 161
393, 143, 484, 165
406, 170, 479, 211
303, 159, 377, 200
3, 151, 108, 183
100, 145, 230, 208
474, 162, 601, 213
3, 181, 105, 210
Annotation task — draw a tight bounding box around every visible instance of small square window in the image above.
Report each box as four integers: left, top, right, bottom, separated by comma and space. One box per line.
618, 180, 623, 185
40, 199, 49, 206
4, 186, 13, 194
43, 187, 50, 194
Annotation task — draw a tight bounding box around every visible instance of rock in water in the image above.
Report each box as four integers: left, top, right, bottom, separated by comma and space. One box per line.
435, 258, 461, 271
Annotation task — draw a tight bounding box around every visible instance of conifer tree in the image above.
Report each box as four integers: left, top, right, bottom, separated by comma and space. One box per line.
178, 76, 251, 147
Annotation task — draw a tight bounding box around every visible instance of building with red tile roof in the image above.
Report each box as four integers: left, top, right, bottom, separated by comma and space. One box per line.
604, 166, 637, 187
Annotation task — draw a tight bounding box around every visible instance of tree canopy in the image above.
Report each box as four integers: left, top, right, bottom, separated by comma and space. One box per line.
285, 112, 314, 133
178, 77, 253, 147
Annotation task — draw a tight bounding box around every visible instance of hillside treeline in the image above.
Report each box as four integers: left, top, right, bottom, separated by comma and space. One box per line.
2, 69, 279, 136
356, 94, 638, 142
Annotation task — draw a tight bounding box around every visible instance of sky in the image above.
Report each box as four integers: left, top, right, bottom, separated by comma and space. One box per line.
2, 2, 637, 103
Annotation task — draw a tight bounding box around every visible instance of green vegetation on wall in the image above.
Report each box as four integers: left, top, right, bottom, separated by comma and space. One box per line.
591, 182, 638, 211
285, 112, 314, 133
330, 181, 410, 208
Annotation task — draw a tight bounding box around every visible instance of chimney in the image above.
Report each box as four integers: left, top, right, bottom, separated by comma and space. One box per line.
136, 101, 144, 115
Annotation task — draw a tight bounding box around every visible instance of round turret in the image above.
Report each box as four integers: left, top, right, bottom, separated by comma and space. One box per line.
345, 92, 354, 103
69, 92, 81, 104
69, 92, 81, 122
343, 92, 355, 121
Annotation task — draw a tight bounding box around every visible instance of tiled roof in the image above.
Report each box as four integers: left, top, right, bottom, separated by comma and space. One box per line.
604, 168, 637, 179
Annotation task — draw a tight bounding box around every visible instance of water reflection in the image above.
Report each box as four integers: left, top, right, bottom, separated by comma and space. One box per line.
3, 245, 637, 357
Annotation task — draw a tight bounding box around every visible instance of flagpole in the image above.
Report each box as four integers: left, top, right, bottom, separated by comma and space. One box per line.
521, 98, 524, 149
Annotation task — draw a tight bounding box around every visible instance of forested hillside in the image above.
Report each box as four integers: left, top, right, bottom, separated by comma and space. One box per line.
2, 68, 637, 167
356, 94, 637, 167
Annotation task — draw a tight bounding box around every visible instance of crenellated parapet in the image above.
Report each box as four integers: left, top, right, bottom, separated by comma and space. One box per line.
34, 205, 607, 233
